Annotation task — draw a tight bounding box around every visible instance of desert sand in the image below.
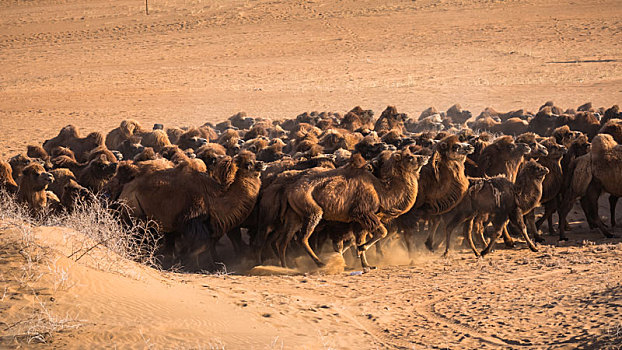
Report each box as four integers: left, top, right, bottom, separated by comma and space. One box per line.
1, 0, 622, 348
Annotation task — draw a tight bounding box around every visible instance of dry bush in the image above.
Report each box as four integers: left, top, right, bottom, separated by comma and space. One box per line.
0, 189, 161, 344
43, 198, 162, 269
0, 189, 161, 268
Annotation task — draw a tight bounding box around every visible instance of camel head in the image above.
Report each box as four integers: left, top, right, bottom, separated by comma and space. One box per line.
516, 132, 548, 158
389, 149, 430, 175
22, 163, 54, 191
234, 151, 265, 177
541, 138, 567, 159
9, 154, 33, 171
522, 160, 549, 180
43, 125, 79, 153
90, 154, 118, 179
513, 142, 532, 157
437, 135, 474, 160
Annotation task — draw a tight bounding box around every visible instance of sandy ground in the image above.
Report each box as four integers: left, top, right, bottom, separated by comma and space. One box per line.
1, 0, 622, 348
1, 0, 621, 157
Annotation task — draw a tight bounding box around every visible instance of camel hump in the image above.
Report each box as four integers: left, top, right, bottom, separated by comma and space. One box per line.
571, 154, 592, 196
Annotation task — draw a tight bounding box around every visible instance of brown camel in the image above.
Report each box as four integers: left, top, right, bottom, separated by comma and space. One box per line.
374, 106, 407, 135
9, 154, 33, 182
387, 135, 473, 253
477, 135, 531, 182
285, 150, 428, 268
176, 128, 208, 151
0, 160, 18, 193
552, 125, 582, 148
48, 168, 92, 212
117, 137, 146, 160
445, 104, 472, 125
516, 132, 549, 160
493, 118, 529, 135
43, 125, 104, 163
557, 134, 619, 241
119, 151, 264, 270
141, 129, 172, 153
440, 160, 549, 256
17, 163, 54, 214
105, 119, 149, 150
529, 138, 567, 241
52, 153, 118, 193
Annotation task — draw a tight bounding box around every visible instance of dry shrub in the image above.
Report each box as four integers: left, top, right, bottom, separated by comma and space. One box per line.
0, 189, 160, 344
44, 198, 161, 269
0, 189, 160, 268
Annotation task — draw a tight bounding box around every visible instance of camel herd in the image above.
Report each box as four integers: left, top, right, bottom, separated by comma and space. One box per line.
1, 102, 622, 271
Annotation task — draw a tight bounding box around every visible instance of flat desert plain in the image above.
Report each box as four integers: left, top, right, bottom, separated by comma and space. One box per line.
1, 0, 622, 348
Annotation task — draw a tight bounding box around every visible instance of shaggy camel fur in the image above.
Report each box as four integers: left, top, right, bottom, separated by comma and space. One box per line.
374, 106, 407, 135
529, 139, 567, 240
494, 118, 529, 136
48, 168, 91, 212
383, 135, 473, 253
567, 112, 601, 140
27, 145, 49, 162
285, 150, 428, 268
414, 135, 474, 216
105, 119, 149, 150
446, 104, 472, 125
52, 153, 118, 193
440, 160, 549, 256
117, 138, 145, 160
119, 151, 264, 270
0, 160, 18, 193
516, 132, 549, 160
176, 128, 208, 151
477, 135, 531, 182
17, 163, 54, 214
598, 118, 622, 143
140, 129, 172, 153
557, 134, 620, 241
43, 125, 104, 163
552, 125, 582, 148
527, 107, 565, 136
9, 154, 33, 182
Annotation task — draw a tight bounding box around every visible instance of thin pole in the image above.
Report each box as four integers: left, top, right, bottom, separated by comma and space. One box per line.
145, 0, 149, 15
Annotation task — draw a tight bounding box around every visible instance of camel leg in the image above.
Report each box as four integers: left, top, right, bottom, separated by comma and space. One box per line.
474, 217, 488, 246
357, 221, 388, 252
256, 226, 275, 264
442, 212, 468, 257
580, 196, 598, 229
557, 197, 574, 241
463, 218, 479, 257
510, 208, 538, 252
403, 228, 416, 257
424, 217, 441, 251
354, 231, 372, 269
276, 235, 291, 268
300, 211, 325, 267
227, 227, 247, 257
480, 217, 508, 256
535, 200, 556, 233
502, 226, 516, 247
333, 239, 344, 254
584, 181, 617, 238
525, 210, 543, 243
609, 195, 619, 228
356, 215, 388, 270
